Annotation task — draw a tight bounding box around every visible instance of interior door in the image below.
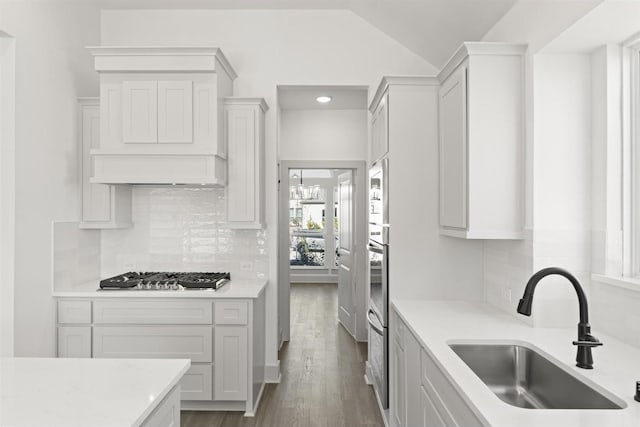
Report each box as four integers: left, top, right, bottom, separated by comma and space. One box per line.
337, 171, 356, 336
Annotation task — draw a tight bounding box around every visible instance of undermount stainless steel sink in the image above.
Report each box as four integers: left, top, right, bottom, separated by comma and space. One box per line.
449, 342, 625, 410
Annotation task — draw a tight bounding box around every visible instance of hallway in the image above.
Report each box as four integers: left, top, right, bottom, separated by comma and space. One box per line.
182, 283, 383, 427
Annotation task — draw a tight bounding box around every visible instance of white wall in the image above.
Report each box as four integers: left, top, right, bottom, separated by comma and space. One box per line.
0, 0, 100, 356
531, 53, 593, 328
0, 32, 16, 357
279, 109, 367, 161
101, 8, 437, 373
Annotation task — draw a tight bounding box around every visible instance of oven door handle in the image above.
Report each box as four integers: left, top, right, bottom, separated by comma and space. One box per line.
367, 308, 384, 336
368, 242, 384, 254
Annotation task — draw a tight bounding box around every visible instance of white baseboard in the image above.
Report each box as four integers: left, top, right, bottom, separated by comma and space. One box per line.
364, 361, 373, 385
244, 382, 265, 417
265, 361, 281, 383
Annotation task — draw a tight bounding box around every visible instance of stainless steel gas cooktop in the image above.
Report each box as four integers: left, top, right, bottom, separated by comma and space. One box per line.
99, 271, 231, 291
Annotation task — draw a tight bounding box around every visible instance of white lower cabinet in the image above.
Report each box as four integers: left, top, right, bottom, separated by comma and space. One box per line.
421, 385, 447, 427
214, 326, 248, 401
390, 337, 406, 427
92, 325, 213, 362
141, 384, 181, 427
57, 295, 266, 415
181, 364, 213, 401
57, 326, 92, 358
390, 307, 483, 427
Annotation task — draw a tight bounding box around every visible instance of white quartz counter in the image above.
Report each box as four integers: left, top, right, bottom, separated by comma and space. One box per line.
0, 357, 190, 427
53, 279, 267, 299
392, 300, 640, 427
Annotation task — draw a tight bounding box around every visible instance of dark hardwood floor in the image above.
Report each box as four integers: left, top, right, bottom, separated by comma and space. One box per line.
182, 282, 384, 427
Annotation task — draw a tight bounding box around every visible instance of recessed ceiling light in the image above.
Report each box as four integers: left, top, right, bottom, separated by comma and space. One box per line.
316, 95, 332, 104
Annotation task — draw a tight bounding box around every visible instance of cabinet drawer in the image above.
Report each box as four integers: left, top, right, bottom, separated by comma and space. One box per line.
141, 384, 180, 427
93, 326, 213, 362
58, 300, 92, 324
93, 300, 213, 325
214, 301, 248, 325
180, 364, 213, 401
421, 349, 483, 427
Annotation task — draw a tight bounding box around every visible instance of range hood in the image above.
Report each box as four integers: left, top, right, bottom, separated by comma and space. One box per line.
87, 47, 237, 186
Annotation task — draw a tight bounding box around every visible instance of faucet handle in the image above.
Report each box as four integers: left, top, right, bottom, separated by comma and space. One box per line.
573, 337, 603, 347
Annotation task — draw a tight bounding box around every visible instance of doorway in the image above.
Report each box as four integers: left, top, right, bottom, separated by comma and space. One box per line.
278, 161, 367, 345
286, 167, 355, 334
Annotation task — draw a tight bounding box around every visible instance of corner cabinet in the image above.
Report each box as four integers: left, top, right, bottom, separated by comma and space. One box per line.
438, 43, 526, 239
56, 294, 267, 416
78, 98, 132, 229
225, 98, 268, 229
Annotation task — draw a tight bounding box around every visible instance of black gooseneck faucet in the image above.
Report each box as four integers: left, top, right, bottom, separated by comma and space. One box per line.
517, 267, 602, 369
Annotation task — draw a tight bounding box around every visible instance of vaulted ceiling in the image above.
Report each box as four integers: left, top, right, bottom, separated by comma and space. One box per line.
95, 0, 519, 69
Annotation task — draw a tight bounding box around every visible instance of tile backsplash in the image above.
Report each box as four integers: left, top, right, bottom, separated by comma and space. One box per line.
101, 187, 268, 280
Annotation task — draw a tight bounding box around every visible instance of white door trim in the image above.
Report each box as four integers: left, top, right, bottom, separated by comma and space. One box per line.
0, 31, 16, 357
278, 160, 368, 343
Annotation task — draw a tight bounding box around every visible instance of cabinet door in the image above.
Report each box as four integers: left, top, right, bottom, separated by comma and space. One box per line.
80, 103, 112, 223
180, 364, 213, 401
390, 337, 406, 427
140, 384, 180, 427
214, 326, 248, 401
58, 326, 91, 358
227, 107, 257, 223
122, 81, 158, 143
439, 65, 468, 230
421, 386, 447, 427
371, 93, 389, 164
158, 80, 193, 144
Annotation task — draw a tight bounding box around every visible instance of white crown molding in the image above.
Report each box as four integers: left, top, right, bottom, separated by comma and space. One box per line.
224, 97, 270, 112
86, 46, 237, 79
369, 75, 439, 112
438, 42, 527, 83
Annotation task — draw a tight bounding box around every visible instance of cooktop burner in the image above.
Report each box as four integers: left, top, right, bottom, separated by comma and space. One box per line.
99, 271, 231, 291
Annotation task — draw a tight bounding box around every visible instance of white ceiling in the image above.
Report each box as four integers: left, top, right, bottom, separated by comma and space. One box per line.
90, 0, 519, 69
278, 85, 368, 110
349, 0, 518, 69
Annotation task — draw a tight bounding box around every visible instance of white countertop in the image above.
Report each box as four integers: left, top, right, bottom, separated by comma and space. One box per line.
53, 279, 267, 299
392, 300, 640, 427
0, 357, 190, 427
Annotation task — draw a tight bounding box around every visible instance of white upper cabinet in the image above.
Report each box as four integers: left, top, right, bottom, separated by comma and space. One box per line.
157, 80, 193, 144
88, 47, 236, 186
438, 42, 526, 239
439, 65, 467, 230
370, 92, 389, 165
122, 81, 158, 144
78, 98, 132, 229
225, 98, 268, 229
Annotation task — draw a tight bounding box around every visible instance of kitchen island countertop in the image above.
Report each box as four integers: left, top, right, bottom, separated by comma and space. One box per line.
0, 357, 189, 427
392, 299, 640, 427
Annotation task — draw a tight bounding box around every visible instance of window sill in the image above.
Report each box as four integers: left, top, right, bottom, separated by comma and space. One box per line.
591, 274, 640, 293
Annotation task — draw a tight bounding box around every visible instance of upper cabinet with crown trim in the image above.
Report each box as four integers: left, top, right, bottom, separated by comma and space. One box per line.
438, 42, 526, 240
87, 47, 236, 186
225, 98, 269, 229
